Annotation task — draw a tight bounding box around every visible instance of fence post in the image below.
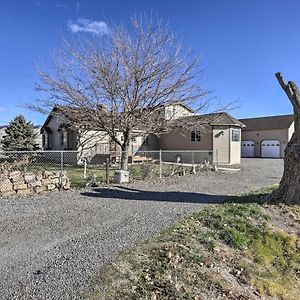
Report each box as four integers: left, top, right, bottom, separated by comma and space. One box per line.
83, 158, 87, 178
106, 157, 110, 184
60, 151, 64, 189
159, 149, 162, 179
192, 151, 196, 174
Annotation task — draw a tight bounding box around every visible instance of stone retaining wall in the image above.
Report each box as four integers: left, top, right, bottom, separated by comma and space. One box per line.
0, 170, 70, 198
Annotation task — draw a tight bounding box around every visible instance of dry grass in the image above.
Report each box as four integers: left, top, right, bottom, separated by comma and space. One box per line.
87, 187, 300, 300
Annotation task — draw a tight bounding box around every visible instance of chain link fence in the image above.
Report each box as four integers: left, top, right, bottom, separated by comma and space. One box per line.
0, 150, 218, 187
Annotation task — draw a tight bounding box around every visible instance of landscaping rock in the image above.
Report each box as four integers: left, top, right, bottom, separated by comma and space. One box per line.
42, 178, 52, 186
0, 169, 70, 198
36, 173, 43, 181
34, 186, 45, 193
28, 180, 42, 188
0, 180, 13, 192
0, 190, 16, 197
13, 182, 28, 191
17, 189, 32, 195
43, 170, 52, 177
11, 175, 24, 183
24, 173, 36, 183
51, 178, 60, 184
47, 184, 56, 191
9, 170, 21, 179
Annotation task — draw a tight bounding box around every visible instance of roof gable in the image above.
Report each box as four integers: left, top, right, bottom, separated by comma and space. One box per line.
175, 112, 245, 128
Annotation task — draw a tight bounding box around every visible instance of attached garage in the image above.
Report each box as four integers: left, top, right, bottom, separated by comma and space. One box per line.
261, 140, 280, 158
241, 141, 255, 157
239, 114, 294, 158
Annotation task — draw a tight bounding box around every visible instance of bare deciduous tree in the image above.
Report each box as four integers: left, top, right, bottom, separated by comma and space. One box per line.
269, 72, 300, 205
32, 14, 211, 170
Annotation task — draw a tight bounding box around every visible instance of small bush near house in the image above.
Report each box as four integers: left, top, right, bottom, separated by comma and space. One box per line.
87, 186, 300, 300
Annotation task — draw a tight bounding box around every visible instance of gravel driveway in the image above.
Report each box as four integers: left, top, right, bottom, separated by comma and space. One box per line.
0, 158, 283, 299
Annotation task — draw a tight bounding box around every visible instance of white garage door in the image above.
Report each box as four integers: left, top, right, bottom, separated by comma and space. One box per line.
241, 141, 255, 157
261, 140, 280, 158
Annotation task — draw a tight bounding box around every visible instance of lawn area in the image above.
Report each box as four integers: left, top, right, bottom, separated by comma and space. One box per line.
88, 186, 300, 300
25, 163, 115, 187
19, 162, 176, 188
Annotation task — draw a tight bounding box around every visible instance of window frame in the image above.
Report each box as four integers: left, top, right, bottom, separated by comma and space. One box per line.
144, 135, 149, 145
61, 130, 69, 148
191, 130, 201, 142
42, 132, 51, 149
231, 128, 240, 142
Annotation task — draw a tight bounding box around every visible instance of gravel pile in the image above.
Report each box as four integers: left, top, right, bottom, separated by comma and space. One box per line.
0, 158, 283, 299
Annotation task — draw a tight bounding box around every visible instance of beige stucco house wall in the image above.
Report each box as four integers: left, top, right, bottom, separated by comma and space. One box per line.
158, 123, 242, 165
157, 126, 214, 164
158, 127, 212, 151
212, 126, 241, 164
164, 103, 193, 120
230, 127, 242, 164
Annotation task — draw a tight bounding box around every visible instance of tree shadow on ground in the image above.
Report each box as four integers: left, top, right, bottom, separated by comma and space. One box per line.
80, 186, 272, 204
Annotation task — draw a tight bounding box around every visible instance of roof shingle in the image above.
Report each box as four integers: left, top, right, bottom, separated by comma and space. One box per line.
239, 114, 294, 131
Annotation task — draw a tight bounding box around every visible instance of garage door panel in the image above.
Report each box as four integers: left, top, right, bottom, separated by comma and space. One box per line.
241, 141, 255, 157
261, 140, 280, 158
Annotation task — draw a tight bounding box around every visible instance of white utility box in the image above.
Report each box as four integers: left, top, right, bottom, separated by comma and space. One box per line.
114, 170, 130, 183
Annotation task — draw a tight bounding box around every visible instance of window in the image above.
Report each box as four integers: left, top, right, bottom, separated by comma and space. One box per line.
232, 129, 240, 142
42, 134, 46, 147
191, 130, 201, 142
130, 136, 137, 142
42, 133, 51, 149
144, 135, 149, 145
61, 131, 68, 148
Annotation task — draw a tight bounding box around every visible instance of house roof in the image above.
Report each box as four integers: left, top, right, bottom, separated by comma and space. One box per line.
42, 103, 194, 130
176, 112, 245, 128
239, 114, 294, 131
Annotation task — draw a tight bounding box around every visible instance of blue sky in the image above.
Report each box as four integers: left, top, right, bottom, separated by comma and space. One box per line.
1, 0, 300, 125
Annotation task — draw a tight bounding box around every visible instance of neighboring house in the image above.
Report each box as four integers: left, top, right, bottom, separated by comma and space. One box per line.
0, 125, 42, 150
40, 106, 149, 164
41, 104, 244, 165
239, 114, 294, 158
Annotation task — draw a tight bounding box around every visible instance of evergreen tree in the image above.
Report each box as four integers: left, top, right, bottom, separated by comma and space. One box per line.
1, 115, 40, 151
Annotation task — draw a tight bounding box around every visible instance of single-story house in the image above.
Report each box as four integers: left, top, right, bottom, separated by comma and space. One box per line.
41, 104, 245, 165
239, 114, 294, 158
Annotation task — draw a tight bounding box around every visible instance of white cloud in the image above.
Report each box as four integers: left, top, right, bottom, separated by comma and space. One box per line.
68, 18, 109, 35
56, 3, 68, 9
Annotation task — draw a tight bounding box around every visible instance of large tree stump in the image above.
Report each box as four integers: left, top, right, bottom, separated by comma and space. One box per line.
269, 73, 300, 205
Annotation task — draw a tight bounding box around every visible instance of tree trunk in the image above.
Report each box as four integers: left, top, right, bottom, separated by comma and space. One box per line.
269, 73, 300, 205
120, 144, 129, 171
